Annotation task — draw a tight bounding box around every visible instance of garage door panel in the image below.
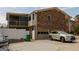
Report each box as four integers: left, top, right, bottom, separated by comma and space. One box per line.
37, 32, 49, 39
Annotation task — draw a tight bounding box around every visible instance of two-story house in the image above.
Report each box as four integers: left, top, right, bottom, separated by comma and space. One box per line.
28, 7, 71, 40
6, 7, 71, 40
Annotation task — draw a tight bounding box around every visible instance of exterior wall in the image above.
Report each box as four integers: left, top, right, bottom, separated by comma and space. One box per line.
28, 8, 70, 39
36, 9, 68, 32
28, 13, 37, 26
35, 9, 70, 39
28, 13, 37, 40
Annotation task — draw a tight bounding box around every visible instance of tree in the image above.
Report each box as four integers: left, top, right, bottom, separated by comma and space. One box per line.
74, 25, 79, 34
75, 15, 79, 20
73, 15, 79, 34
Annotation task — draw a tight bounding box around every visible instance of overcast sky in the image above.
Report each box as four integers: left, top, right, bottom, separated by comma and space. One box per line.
0, 7, 79, 25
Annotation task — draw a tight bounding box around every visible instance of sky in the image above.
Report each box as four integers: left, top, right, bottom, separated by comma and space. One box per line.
0, 7, 79, 26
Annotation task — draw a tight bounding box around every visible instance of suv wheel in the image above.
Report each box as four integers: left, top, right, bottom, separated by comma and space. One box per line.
49, 36, 53, 40
60, 37, 65, 43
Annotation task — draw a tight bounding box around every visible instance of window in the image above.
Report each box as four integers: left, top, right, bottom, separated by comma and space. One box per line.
38, 32, 40, 34
19, 16, 28, 26
47, 15, 52, 21
52, 31, 58, 34
32, 14, 34, 20
10, 15, 19, 20
19, 21, 27, 25
9, 21, 15, 25
23, 16, 28, 21
9, 20, 18, 25
38, 32, 48, 34
20, 16, 28, 21
29, 16, 31, 21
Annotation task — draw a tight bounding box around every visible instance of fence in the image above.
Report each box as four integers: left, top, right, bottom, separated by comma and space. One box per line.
0, 28, 29, 40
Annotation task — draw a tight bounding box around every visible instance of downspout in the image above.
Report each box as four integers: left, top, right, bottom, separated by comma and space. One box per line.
35, 13, 37, 40
68, 19, 71, 33
7, 14, 9, 28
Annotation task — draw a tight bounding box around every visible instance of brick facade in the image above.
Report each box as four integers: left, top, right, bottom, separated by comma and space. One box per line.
35, 8, 70, 32
30, 8, 71, 39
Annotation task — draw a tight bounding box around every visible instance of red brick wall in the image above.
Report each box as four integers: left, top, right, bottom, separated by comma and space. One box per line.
36, 9, 69, 32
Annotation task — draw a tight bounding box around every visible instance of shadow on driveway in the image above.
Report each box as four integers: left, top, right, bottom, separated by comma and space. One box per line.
9, 39, 25, 43
50, 39, 77, 43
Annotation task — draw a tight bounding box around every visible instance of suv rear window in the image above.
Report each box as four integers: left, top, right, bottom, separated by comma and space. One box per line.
52, 32, 58, 34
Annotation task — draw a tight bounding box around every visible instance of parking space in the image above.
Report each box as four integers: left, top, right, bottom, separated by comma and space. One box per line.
8, 36, 79, 51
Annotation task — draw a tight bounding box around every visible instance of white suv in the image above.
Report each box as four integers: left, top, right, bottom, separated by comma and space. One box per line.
49, 31, 75, 42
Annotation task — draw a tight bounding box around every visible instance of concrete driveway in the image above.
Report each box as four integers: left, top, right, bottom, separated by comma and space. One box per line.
9, 36, 79, 51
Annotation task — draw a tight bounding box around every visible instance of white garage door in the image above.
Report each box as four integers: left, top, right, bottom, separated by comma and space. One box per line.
37, 32, 49, 39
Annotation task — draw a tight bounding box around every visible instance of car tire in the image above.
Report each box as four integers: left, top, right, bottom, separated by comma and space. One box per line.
60, 37, 65, 43
49, 36, 53, 40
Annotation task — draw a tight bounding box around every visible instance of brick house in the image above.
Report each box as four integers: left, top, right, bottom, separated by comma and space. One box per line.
28, 7, 71, 40
6, 7, 71, 40
6, 13, 29, 29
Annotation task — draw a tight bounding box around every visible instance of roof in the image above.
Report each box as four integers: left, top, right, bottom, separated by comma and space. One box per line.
6, 12, 29, 20
7, 12, 29, 16
32, 7, 71, 18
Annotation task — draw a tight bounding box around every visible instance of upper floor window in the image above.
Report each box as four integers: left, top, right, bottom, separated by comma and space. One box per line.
47, 15, 52, 21
33, 14, 34, 20
10, 15, 19, 20
28, 16, 31, 21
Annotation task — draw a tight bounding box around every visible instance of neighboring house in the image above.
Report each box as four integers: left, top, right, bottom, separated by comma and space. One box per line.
73, 15, 79, 27
28, 7, 71, 40
71, 17, 79, 34
6, 13, 29, 29
74, 18, 79, 25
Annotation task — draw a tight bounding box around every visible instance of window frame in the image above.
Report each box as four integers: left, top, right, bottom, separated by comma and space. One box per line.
32, 13, 34, 20
52, 31, 58, 34
38, 32, 48, 34
47, 15, 52, 21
